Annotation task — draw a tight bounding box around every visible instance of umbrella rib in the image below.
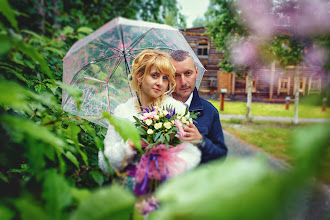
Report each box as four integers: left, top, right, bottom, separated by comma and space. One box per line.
95, 39, 122, 53
68, 54, 121, 85
107, 57, 124, 81
119, 25, 143, 110
127, 28, 154, 51
129, 46, 175, 52
119, 24, 139, 109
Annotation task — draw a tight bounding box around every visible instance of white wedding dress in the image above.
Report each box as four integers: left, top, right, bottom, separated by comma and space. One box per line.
98, 96, 201, 174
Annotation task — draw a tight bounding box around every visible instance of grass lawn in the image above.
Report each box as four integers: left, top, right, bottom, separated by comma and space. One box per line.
209, 100, 330, 119
220, 119, 330, 185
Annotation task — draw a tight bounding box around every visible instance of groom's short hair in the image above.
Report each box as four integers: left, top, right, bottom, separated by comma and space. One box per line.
170, 50, 196, 69
170, 50, 192, 62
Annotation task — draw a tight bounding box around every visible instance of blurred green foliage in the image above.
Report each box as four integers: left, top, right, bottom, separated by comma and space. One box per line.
0, 0, 329, 219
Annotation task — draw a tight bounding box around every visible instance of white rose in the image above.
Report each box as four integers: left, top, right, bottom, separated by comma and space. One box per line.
145, 119, 152, 126
181, 117, 187, 124
162, 110, 168, 115
154, 122, 163, 129
189, 118, 193, 124
154, 115, 159, 120
164, 122, 172, 129
147, 129, 153, 135
185, 116, 191, 125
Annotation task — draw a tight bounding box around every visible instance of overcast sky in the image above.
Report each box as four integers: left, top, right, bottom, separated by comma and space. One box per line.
177, 0, 210, 28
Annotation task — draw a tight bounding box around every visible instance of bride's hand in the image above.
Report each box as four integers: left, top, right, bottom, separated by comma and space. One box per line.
127, 139, 135, 150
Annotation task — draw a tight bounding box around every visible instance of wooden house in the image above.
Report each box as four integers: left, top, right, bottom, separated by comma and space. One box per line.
180, 27, 328, 102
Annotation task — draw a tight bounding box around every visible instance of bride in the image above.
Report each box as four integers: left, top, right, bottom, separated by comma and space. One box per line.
98, 49, 201, 194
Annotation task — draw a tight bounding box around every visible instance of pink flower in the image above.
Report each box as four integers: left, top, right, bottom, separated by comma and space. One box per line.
304, 46, 328, 66
231, 40, 258, 66
174, 119, 185, 137
140, 110, 158, 121
237, 0, 275, 38
135, 196, 159, 215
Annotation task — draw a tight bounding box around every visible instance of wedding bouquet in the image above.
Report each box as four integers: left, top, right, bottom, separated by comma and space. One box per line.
132, 105, 197, 196
133, 105, 195, 150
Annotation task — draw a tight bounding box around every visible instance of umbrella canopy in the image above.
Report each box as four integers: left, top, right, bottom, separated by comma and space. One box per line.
62, 17, 205, 127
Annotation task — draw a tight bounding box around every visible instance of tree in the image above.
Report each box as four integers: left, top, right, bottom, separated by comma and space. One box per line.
269, 35, 304, 124
8, 0, 186, 36
205, 0, 255, 121
192, 17, 206, 28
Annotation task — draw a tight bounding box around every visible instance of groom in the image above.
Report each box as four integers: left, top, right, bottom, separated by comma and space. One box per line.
170, 50, 227, 163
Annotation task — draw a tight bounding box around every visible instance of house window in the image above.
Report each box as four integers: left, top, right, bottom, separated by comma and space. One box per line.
245, 75, 258, 93
293, 77, 306, 95
197, 41, 209, 56
308, 75, 321, 94
277, 75, 291, 95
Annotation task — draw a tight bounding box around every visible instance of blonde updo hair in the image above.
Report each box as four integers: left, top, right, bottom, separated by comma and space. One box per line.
128, 49, 176, 106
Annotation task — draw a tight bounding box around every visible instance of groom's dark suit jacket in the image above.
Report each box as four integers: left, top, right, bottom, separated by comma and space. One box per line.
189, 88, 227, 163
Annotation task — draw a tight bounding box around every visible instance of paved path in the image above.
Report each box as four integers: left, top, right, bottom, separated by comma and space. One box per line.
221, 114, 330, 123
223, 130, 330, 220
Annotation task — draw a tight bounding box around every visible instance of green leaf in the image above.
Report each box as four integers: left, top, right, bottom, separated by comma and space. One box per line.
46, 83, 58, 94
0, 205, 14, 220
77, 27, 94, 34
42, 170, 72, 219
80, 123, 96, 136
290, 123, 330, 177
0, 35, 12, 56
102, 111, 141, 153
0, 79, 59, 111
0, 172, 8, 183
21, 30, 42, 40
63, 123, 89, 166
152, 157, 285, 220
1, 115, 65, 153
71, 187, 91, 203
154, 131, 162, 142
159, 134, 164, 143
165, 134, 170, 142
0, 65, 28, 83
78, 144, 89, 167
56, 81, 83, 110
34, 84, 46, 93
65, 151, 80, 170
0, 79, 32, 111
90, 171, 104, 186
63, 26, 74, 35
14, 197, 51, 220
64, 122, 81, 147
94, 136, 104, 151
0, 0, 18, 31
43, 46, 65, 57
70, 185, 135, 220
15, 41, 53, 78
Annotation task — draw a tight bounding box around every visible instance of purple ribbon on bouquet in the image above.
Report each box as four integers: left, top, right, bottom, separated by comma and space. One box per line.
133, 154, 168, 196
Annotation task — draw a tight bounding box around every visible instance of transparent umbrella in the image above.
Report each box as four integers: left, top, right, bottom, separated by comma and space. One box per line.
62, 17, 205, 127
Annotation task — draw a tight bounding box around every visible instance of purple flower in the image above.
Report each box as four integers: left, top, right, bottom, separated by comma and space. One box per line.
165, 106, 175, 119
142, 107, 150, 113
